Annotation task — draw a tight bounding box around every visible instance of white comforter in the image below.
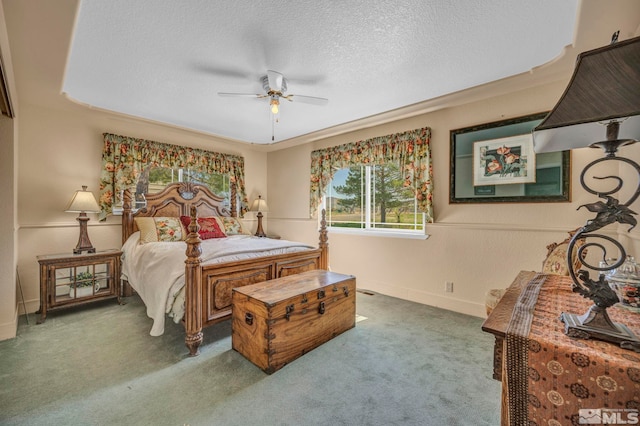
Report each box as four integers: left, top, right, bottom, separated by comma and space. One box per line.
121, 232, 314, 336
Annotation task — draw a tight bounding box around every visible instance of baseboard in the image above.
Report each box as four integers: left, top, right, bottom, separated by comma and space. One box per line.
17, 297, 39, 315
0, 303, 18, 341
408, 290, 487, 318
360, 283, 486, 318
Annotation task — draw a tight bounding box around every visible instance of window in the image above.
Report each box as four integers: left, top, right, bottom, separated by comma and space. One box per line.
324, 162, 425, 236
309, 127, 433, 226
146, 166, 228, 197
116, 166, 230, 212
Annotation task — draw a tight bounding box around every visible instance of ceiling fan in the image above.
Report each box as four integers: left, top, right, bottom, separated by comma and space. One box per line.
218, 70, 328, 116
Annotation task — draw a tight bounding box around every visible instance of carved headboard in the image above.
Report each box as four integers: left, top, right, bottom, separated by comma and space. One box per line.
121, 182, 233, 244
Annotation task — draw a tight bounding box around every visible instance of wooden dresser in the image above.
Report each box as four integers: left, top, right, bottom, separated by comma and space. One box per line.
482, 271, 640, 426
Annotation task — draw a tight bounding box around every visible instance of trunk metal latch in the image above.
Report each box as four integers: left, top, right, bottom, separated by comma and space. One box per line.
285, 304, 294, 321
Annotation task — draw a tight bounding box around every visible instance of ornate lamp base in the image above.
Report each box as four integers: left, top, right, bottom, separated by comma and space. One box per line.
560, 305, 640, 352
254, 211, 267, 238
73, 214, 96, 254
556, 133, 640, 353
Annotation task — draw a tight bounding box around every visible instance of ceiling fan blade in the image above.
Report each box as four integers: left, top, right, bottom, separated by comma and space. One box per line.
192, 63, 252, 80
282, 94, 328, 105
218, 92, 267, 99
267, 70, 284, 92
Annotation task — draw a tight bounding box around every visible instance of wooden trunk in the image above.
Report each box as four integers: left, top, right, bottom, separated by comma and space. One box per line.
232, 270, 356, 374
202, 249, 323, 325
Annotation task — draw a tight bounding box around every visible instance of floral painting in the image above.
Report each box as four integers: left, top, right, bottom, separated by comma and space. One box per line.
473, 133, 536, 186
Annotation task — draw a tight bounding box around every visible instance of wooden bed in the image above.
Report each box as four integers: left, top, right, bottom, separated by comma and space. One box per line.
121, 182, 328, 356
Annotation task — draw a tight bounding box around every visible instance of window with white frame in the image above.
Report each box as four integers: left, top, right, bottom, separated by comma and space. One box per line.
323, 162, 425, 234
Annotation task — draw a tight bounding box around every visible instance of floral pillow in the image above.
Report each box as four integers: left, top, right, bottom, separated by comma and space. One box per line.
180, 216, 227, 240
134, 217, 185, 243
542, 243, 573, 275
541, 234, 586, 276
216, 216, 249, 235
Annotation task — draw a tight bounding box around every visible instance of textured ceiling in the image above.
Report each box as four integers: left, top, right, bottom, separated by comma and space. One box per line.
62, 0, 578, 145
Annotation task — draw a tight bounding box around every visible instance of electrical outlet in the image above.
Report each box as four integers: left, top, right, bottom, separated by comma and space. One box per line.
445, 281, 454, 293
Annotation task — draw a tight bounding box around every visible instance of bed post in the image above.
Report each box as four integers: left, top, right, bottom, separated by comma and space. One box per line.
122, 189, 134, 244
232, 182, 239, 217
319, 209, 329, 270
184, 205, 203, 356
121, 190, 135, 297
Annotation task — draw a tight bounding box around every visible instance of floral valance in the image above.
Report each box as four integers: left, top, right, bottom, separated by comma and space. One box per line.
310, 127, 433, 222
98, 133, 248, 220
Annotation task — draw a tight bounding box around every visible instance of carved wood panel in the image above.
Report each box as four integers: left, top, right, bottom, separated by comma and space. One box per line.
204, 265, 273, 324
276, 257, 319, 278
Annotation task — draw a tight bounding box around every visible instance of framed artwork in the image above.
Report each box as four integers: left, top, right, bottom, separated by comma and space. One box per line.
473, 134, 536, 186
450, 112, 571, 204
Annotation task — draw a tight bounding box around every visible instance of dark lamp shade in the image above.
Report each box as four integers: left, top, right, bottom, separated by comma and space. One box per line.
65, 186, 100, 213
533, 35, 640, 153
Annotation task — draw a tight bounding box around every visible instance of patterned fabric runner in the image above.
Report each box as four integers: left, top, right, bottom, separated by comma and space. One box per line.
505, 274, 640, 426
505, 273, 548, 425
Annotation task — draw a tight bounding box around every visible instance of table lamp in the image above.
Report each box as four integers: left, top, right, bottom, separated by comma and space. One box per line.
249, 195, 269, 237
532, 32, 640, 352
65, 185, 101, 254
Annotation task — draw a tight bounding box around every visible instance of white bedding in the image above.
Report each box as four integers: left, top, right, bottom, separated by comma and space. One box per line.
121, 232, 314, 336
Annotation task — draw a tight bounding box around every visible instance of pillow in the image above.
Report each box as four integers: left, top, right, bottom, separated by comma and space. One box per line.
541, 236, 586, 276
216, 216, 249, 235
180, 216, 227, 240
541, 242, 571, 275
134, 217, 186, 243
485, 288, 507, 316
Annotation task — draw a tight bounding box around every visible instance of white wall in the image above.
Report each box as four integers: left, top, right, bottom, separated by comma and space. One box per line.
0, 0, 17, 340
267, 82, 640, 318
0, 114, 17, 339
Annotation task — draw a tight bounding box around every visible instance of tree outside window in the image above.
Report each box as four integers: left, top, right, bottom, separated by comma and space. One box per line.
326, 163, 424, 233
131, 166, 230, 206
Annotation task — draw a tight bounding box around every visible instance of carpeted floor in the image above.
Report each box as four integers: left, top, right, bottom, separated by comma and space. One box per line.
0, 290, 500, 425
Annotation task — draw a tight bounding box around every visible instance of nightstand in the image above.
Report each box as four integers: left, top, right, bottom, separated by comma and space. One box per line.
36, 249, 122, 324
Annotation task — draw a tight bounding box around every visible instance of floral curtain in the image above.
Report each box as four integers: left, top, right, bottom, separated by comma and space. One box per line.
98, 133, 248, 220
309, 127, 433, 222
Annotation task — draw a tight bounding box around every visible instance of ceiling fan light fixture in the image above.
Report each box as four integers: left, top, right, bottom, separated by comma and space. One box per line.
270, 97, 279, 115
218, 70, 328, 142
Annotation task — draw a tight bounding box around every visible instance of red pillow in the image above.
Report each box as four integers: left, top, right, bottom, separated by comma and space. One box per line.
180, 216, 227, 240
